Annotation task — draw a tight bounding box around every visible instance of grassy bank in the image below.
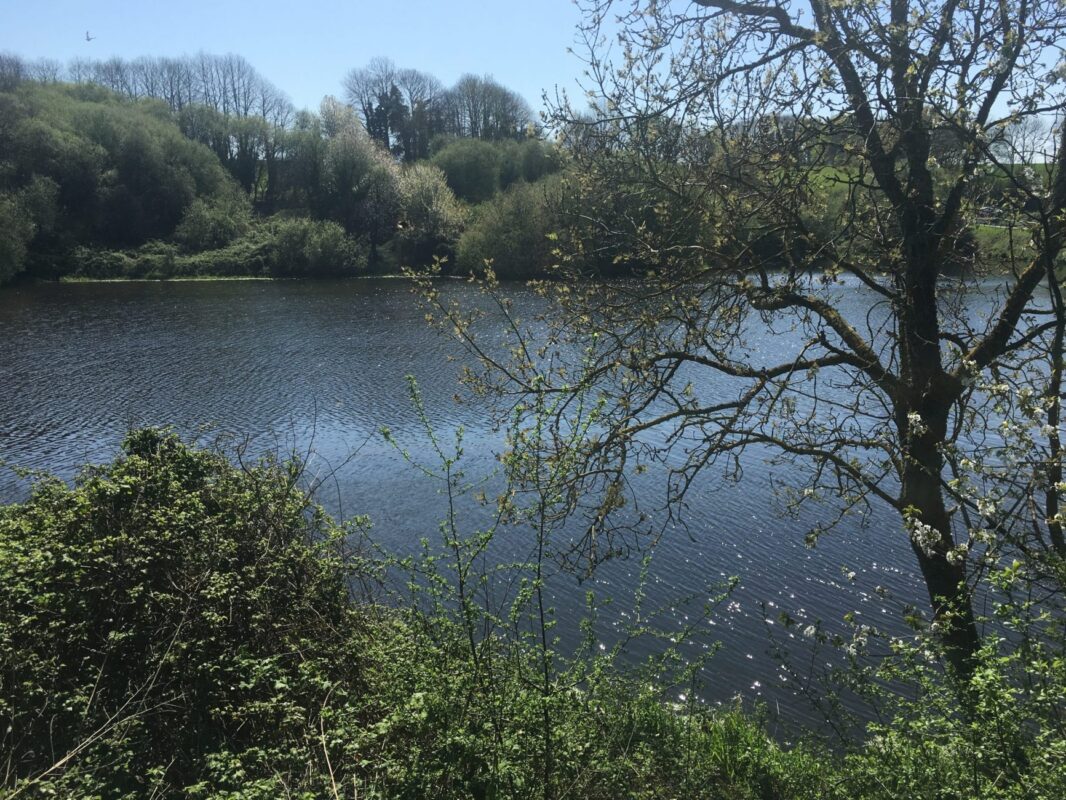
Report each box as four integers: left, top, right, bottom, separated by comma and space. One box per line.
49, 216, 369, 282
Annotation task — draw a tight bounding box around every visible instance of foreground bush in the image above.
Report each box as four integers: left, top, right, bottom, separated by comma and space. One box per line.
0, 431, 835, 799
0, 430, 370, 797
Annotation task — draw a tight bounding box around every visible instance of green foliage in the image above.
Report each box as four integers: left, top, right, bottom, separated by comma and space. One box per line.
264, 216, 366, 277
0, 79, 387, 282
360, 378, 832, 800
321, 125, 401, 246
4, 422, 1064, 798
69, 217, 367, 280
427, 137, 560, 208
0, 176, 59, 282
432, 138, 502, 203
0, 73, 560, 283
825, 622, 1066, 799
0, 429, 370, 797
0, 81, 235, 280
68, 240, 181, 279
456, 178, 562, 278
353, 621, 832, 800
0, 192, 36, 283
0, 428, 833, 799
174, 188, 253, 252
395, 162, 466, 266
497, 139, 562, 190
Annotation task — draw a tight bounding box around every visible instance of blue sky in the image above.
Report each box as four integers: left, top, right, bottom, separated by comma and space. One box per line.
0, 0, 587, 113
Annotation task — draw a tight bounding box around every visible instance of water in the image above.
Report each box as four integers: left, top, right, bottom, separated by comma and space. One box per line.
1, 277, 1003, 731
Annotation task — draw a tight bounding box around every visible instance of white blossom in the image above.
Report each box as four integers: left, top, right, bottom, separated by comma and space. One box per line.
907, 411, 928, 436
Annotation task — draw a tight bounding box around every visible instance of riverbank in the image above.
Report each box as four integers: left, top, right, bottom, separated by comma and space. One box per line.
55, 271, 417, 283
58, 274, 277, 283
0, 429, 826, 797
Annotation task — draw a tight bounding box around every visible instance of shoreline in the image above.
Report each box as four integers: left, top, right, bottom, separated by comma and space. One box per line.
53, 273, 417, 284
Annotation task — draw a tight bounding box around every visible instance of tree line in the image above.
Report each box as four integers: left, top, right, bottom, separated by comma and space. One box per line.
1, 53, 534, 194
0, 52, 560, 284
1, 46, 1043, 287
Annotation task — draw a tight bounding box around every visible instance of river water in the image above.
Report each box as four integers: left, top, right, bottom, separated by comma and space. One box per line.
1, 277, 1013, 731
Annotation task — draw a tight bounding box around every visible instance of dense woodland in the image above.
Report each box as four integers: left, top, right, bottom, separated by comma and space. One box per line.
0, 52, 563, 284
0, 49, 1044, 287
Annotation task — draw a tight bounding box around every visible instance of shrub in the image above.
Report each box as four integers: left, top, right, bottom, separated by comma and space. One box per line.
173, 187, 253, 252
431, 138, 501, 203
0, 429, 369, 797
265, 216, 366, 277
456, 177, 561, 278
396, 162, 466, 266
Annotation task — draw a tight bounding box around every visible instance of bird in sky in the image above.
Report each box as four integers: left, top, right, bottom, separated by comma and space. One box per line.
85, 31, 95, 42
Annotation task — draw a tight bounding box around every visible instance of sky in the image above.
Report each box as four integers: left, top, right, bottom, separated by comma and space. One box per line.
0, 0, 588, 113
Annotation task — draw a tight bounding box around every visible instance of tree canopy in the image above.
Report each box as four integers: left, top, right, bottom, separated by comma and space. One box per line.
0, 52, 558, 283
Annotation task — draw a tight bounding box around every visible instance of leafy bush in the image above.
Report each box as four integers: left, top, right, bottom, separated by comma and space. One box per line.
395, 162, 466, 266
66, 241, 179, 279
264, 216, 366, 277
431, 138, 502, 203
0, 429, 370, 797
456, 177, 562, 278
174, 187, 253, 252
821, 629, 1066, 800
0, 429, 837, 799
8, 424, 1061, 798
167, 232, 273, 277
67, 217, 366, 280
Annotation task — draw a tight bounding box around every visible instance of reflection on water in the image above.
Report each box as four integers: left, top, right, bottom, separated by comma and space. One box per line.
3, 277, 986, 729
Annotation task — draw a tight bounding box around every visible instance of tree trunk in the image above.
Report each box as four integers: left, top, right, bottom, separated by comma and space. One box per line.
900, 409, 981, 677
892, 172, 982, 676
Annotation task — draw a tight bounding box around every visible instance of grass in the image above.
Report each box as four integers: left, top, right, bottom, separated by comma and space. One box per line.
969, 222, 1066, 277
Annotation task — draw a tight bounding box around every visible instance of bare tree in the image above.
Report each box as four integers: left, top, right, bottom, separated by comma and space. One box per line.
342, 57, 400, 147
443, 74, 532, 140
26, 58, 62, 83
396, 67, 445, 159
66, 57, 93, 84
996, 115, 1051, 164
0, 53, 25, 91
157, 57, 194, 111
395, 67, 443, 113
92, 56, 135, 98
